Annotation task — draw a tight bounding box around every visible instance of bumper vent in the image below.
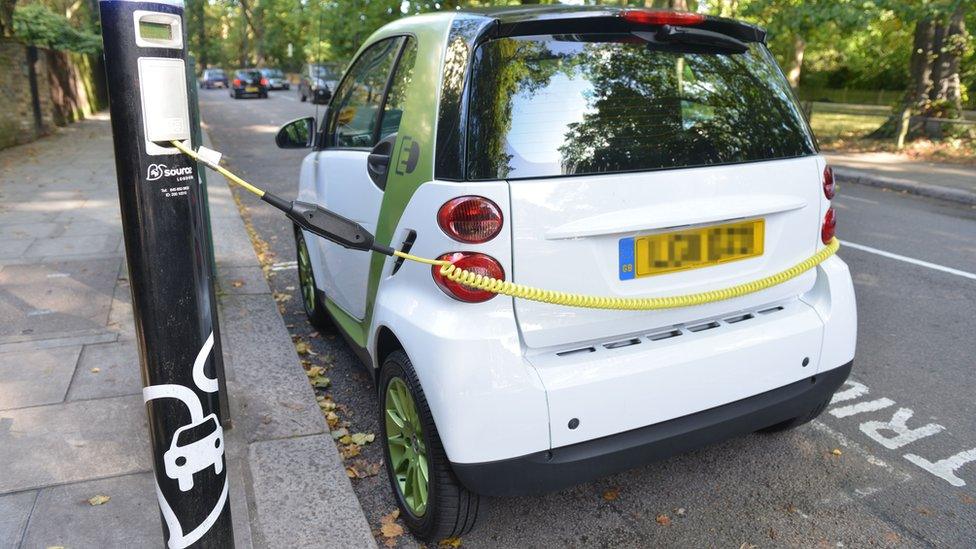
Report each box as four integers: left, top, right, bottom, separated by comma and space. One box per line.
554, 304, 785, 359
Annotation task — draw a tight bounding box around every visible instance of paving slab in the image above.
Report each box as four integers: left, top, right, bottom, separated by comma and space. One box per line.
23, 234, 121, 258
20, 473, 162, 549
67, 340, 142, 401
0, 395, 151, 494
217, 265, 270, 296
0, 223, 60, 239
219, 294, 324, 443
0, 239, 33, 260
0, 346, 82, 409
0, 258, 121, 339
248, 435, 377, 549
0, 490, 36, 548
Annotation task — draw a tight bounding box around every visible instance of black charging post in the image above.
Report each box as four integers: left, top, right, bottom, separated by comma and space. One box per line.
98, 0, 233, 546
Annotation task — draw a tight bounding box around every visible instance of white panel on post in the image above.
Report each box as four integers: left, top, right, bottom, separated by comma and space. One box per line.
138, 57, 190, 156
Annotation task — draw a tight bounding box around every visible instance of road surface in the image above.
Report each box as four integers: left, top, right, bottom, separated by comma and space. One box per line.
199, 88, 976, 547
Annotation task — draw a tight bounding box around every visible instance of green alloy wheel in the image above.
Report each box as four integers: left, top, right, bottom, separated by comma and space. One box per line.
378, 351, 480, 541
294, 228, 331, 329
385, 376, 429, 516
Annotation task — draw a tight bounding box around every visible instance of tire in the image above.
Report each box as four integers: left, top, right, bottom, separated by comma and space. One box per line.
294, 228, 331, 329
378, 351, 480, 542
259, 92, 268, 99
760, 396, 832, 433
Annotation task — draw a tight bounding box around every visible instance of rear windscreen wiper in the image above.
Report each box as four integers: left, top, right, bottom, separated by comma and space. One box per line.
652, 24, 748, 54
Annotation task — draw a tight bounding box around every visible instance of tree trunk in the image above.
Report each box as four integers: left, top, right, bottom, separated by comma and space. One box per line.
0, 0, 17, 38
908, 17, 935, 109
787, 34, 805, 89
196, 0, 207, 69
931, 4, 967, 119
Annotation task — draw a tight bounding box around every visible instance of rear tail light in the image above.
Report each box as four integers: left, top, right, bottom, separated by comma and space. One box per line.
260, 78, 269, 86
822, 208, 836, 244
233, 78, 241, 87
437, 196, 503, 243
622, 9, 705, 26
823, 166, 836, 199
432, 252, 504, 303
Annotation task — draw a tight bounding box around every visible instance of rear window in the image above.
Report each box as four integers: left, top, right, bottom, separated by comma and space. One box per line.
465, 34, 816, 181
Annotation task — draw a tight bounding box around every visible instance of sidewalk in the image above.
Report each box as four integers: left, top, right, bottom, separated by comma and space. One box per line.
0, 115, 375, 547
825, 151, 976, 205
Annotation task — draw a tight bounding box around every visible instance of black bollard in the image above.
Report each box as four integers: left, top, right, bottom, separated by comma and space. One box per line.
97, 1, 233, 547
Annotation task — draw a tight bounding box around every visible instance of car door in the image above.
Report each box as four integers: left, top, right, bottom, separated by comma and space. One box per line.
314, 36, 417, 320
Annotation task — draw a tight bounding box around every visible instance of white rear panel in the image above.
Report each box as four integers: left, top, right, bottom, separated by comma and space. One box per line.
509, 156, 823, 348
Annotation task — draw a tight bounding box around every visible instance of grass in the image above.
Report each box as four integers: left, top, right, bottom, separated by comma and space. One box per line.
809, 110, 976, 166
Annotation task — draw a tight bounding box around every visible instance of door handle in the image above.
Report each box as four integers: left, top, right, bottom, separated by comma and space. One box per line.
368, 153, 390, 168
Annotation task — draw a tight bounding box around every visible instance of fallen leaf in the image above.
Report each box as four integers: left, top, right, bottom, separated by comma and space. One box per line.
273, 292, 292, 303
340, 444, 361, 459
962, 495, 976, 505
306, 366, 325, 377
310, 376, 330, 388
349, 459, 382, 478
309, 331, 320, 338
918, 507, 932, 516
87, 495, 110, 506
739, 544, 757, 549
656, 514, 670, 526
380, 522, 404, 538
602, 488, 619, 501
90, 367, 100, 373
339, 434, 353, 445
294, 341, 311, 355
325, 412, 340, 428
345, 466, 359, 478
231, 280, 244, 288
380, 509, 400, 524
330, 428, 349, 440
676, 507, 686, 516
350, 432, 375, 445
440, 537, 463, 548
383, 538, 397, 548
831, 448, 843, 456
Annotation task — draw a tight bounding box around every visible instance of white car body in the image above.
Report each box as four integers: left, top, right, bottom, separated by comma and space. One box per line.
293, 10, 857, 496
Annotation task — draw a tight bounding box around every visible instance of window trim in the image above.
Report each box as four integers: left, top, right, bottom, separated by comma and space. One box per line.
318, 34, 413, 152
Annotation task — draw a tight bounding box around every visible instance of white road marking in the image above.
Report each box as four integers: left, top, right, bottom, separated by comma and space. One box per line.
839, 195, 878, 205
829, 398, 895, 418
841, 240, 976, 280
905, 448, 976, 487
860, 407, 945, 450
830, 380, 869, 405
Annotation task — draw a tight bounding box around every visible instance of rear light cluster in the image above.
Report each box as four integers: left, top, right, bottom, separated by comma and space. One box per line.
433, 196, 505, 302
821, 165, 836, 244
233, 78, 241, 87
260, 78, 269, 86
622, 9, 705, 26
431, 252, 504, 303
823, 166, 835, 199
437, 196, 502, 243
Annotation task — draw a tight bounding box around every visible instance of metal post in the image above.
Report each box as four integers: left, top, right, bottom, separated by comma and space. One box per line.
97, 1, 233, 547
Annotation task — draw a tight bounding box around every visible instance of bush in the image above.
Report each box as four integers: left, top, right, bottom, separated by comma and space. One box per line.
13, 4, 101, 54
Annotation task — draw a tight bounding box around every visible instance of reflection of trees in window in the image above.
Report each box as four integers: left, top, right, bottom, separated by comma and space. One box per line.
559, 42, 814, 175
466, 38, 563, 179
379, 38, 418, 141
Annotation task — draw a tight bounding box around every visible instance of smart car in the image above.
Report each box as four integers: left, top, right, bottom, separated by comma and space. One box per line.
230, 69, 268, 99
163, 414, 224, 492
275, 6, 856, 541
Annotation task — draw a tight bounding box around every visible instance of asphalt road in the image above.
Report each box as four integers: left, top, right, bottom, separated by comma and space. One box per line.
199, 88, 976, 547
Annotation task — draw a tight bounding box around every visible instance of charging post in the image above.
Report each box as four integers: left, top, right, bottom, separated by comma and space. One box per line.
98, 1, 233, 546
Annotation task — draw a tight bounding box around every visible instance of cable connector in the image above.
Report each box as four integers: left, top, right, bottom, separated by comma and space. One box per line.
262, 194, 394, 255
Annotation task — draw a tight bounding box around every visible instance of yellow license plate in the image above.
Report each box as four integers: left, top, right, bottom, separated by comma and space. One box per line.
619, 219, 764, 280
245, 86, 258, 92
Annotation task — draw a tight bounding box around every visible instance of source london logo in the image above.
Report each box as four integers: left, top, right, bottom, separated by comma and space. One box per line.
147, 164, 193, 182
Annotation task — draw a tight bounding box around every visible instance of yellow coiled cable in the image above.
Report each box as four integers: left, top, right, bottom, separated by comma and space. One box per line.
174, 140, 840, 311
394, 238, 839, 310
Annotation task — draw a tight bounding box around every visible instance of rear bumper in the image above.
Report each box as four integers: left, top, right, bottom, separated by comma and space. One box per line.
453, 360, 851, 497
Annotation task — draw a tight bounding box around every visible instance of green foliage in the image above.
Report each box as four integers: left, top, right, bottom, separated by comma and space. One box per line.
13, 4, 101, 53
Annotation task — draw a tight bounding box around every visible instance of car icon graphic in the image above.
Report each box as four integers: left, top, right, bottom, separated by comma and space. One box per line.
163, 413, 224, 492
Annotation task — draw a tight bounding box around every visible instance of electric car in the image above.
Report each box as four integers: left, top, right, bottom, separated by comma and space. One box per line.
276, 6, 856, 541
259, 67, 290, 90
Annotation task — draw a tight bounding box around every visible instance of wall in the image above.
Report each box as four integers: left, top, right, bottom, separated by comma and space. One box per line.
0, 38, 107, 150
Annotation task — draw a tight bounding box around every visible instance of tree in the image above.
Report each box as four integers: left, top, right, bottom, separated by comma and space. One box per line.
1, 0, 16, 38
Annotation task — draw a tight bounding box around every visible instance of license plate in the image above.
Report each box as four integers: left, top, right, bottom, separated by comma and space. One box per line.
245, 86, 258, 92
619, 219, 764, 280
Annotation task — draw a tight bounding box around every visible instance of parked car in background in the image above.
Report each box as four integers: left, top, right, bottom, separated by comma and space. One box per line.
230, 69, 268, 99
298, 63, 340, 104
260, 68, 290, 90
200, 68, 228, 89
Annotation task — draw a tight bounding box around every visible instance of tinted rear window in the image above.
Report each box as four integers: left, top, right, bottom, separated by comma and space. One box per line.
466, 34, 815, 181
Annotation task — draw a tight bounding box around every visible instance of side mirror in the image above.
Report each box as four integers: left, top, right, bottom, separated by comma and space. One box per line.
276, 116, 316, 149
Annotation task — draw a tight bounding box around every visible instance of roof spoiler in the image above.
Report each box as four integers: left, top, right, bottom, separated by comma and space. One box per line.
492, 9, 766, 44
